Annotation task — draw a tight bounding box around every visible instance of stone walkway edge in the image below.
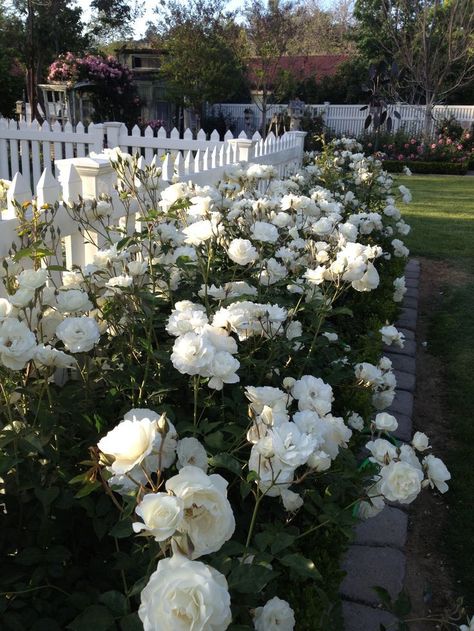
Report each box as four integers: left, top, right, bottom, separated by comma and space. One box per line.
341, 258, 420, 631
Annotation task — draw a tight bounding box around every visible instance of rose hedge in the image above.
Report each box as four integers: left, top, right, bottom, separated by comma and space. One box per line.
0, 139, 450, 630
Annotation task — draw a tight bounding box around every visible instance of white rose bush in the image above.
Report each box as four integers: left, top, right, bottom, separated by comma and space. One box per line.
0, 140, 450, 629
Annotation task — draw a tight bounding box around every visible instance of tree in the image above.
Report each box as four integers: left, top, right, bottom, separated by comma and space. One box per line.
354, 0, 474, 138
285, 0, 356, 56
0, 4, 24, 116
147, 0, 248, 129
242, 0, 299, 134
8, 0, 88, 120
87, 0, 142, 44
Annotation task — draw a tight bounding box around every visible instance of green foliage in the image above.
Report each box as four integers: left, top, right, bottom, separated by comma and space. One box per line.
383, 160, 468, 175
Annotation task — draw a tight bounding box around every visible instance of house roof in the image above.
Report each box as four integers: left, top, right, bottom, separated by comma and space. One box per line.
246, 54, 349, 88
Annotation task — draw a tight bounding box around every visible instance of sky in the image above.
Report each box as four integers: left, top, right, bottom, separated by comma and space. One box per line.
78, 0, 248, 40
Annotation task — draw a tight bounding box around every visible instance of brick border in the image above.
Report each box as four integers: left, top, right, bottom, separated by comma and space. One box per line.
341, 259, 420, 629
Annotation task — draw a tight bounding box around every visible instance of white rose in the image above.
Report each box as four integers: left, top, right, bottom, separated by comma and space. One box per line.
9, 287, 35, 308
366, 438, 398, 464
183, 219, 214, 245
251, 221, 279, 243
422, 454, 451, 493
281, 489, 303, 512
351, 262, 380, 292
139, 554, 231, 631
0, 318, 36, 370
248, 446, 294, 497
17, 268, 48, 290
98, 414, 157, 475
306, 450, 332, 471
254, 596, 296, 631
55, 316, 100, 353
270, 421, 316, 468
227, 238, 259, 266
176, 437, 208, 472
127, 260, 148, 276
56, 289, 93, 314
380, 325, 405, 348
347, 412, 364, 431
412, 431, 430, 452
166, 466, 235, 559
291, 375, 333, 416
132, 493, 184, 541
0, 298, 13, 321
379, 460, 423, 504
34, 344, 76, 368
374, 412, 398, 433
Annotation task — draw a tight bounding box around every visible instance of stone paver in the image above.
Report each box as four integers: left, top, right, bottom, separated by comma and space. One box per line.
343, 259, 419, 630
393, 370, 416, 393
340, 546, 406, 603
354, 507, 408, 549
384, 353, 416, 375
392, 412, 412, 442
383, 339, 417, 357
405, 287, 419, 300
396, 307, 418, 331
398, 327, 415, 341
388, 389, 414, 418
402, 295, 418, 310
343, 601, 398, 631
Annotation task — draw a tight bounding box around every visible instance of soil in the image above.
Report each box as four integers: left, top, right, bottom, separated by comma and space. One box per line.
403, 257, 471, 630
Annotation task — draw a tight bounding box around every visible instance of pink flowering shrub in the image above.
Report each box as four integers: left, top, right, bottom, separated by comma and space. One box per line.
48, 52, 140, 125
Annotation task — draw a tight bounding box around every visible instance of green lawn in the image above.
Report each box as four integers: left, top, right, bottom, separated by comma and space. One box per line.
400, 174, 474, 607
399, 174, 474, 263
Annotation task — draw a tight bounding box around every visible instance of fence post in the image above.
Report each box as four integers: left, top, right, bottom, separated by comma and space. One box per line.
103, 122, 123, 149
72, 156, 117, 198
227, 138, 256, 162
89, 123, 105, 153
6, 172, 32, 218
285, 131, 307, 167
323, 102, 331, 130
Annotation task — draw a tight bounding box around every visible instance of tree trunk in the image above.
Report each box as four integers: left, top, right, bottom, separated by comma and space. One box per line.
423, 95, 434, 143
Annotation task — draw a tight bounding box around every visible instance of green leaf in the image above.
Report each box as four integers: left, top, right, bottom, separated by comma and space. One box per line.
373, 586, 392, 608
110, 518, 133, 539
280, 553, 321, 579
34, 487, 59, 509
74, 481, 101, 499
393, 591, 411, 618
254, 531, 274, 552
98, 590, 129, 616
270, 533, 296, 555
208, 453, 242, 477
67, 605, 115, 630
228, 564, 278, 593
119, 613, 142, 631
204, 431, 224, 449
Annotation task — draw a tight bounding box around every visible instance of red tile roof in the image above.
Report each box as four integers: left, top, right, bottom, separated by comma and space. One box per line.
246, 54, 349, 88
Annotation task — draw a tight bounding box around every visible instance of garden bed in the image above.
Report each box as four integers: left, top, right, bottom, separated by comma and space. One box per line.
0, 142, 452, 630
383, 159, 468, 175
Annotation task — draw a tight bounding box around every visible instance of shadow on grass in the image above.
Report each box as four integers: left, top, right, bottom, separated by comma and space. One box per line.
403, 215, 474, 261
428, 280, 474, 608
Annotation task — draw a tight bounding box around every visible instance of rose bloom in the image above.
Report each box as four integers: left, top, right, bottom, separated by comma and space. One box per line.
17, 268, 48, 290
132, 493, 184, 541
379, 460, 423, 504
0, 318, 37, 370
98, 414, 158, 475
139, 554, 231, 631
254, 596, 296, 631
55, 316, 100, 352
166, 465, 235, 559
374, 412, 398, 432
423, 454, 451, 493
227, 238, 258, 266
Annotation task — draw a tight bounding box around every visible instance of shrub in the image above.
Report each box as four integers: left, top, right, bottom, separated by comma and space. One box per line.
382, 159, 468, 175
0, 141, 448, 629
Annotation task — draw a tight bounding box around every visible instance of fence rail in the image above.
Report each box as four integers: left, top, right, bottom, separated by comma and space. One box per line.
0, 129, 306, 283
208, 102, 474, 138
0, 119, 256, 193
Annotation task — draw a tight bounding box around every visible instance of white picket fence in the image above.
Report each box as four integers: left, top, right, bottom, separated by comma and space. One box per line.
208, 102, 474, 138
0, 118, 302, 193
0, 129, 306, 281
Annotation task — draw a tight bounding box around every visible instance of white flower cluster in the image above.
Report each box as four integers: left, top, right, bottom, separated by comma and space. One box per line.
246, 377, 351, 507
355, 357, 397, 410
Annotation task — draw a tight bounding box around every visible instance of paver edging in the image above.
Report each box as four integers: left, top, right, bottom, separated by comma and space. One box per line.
342, 259, 420, 630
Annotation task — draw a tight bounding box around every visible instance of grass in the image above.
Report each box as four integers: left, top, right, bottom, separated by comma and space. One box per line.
399, 175, 474, 263
400, 174, 474, 608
